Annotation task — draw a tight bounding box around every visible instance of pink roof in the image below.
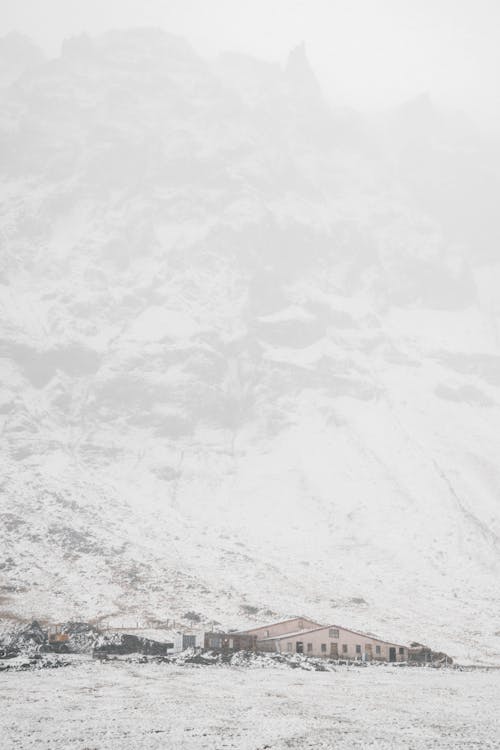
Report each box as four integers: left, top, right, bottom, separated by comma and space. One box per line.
234, 616, 323, 635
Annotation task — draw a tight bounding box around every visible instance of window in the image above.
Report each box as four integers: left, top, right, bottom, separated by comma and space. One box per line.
321, 643, 327, 653
399, 647, 404, 655
307, 643, 313, 653
342, 644, 348, 654
329, 628, 339, 638
287, 643, 293, 652
375, 645, 381, 655
265, 630, 270, 637
355, 645, 361, 654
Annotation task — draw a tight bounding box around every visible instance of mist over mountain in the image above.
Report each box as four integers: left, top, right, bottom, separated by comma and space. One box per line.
1, 28, 499, 664
0, 32, 45, 88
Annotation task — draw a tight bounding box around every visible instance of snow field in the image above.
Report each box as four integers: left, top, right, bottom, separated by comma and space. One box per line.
1, 662, 499, 749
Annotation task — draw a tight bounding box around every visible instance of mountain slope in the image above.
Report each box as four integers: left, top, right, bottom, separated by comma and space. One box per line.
0, 29, 499, 664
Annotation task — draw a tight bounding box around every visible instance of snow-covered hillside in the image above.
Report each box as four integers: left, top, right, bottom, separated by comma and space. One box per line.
0, 28, 499, 664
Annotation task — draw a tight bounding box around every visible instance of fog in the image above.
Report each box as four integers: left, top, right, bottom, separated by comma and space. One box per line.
3, 0, 500, 127
1, 3, 500, 745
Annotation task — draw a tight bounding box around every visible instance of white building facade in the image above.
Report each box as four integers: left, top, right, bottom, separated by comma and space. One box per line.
257, 624, 408, 662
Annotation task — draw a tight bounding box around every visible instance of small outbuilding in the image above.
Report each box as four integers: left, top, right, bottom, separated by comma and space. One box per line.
204, 631, 258, 652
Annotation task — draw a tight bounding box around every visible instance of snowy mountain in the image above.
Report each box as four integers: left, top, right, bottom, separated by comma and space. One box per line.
0, 28, 499, 664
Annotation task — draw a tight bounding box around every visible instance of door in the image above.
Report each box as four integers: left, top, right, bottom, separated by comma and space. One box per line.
389, 647, 396, 662
330, 643, 338, 658
296, 641, 304, 654
183, 635, 196, 650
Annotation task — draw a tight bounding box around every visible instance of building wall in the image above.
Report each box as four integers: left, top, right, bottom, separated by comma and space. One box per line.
204, 632, 257, 652
243, 617, 322, 639
171, 631, 204, 654
260, 626, 408, 661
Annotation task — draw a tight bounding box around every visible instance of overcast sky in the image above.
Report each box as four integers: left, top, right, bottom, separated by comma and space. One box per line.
2, 0, 500, 125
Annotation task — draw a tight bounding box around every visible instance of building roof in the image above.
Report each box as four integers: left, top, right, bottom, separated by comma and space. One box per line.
234, 615, 323, 636
257, 623, 408, 648
258, 628, 322, 641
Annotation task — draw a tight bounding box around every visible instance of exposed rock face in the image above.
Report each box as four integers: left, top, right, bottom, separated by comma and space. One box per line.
94, 633, 173, 656
0, 620, 174, 657
408, 643, 453, 665
0, 621, 47, 656
286, 42, 324, 102
0, 28, 499, 664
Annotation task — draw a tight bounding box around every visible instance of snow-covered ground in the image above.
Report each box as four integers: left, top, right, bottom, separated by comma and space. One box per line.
1, 661, 499, 749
